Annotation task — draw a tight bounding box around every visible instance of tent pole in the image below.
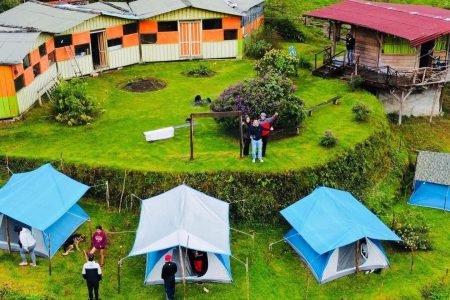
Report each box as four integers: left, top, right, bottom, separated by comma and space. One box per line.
355, 240, 360, 274
5, 216, 11, 254
117, 257, 121, 294
48, 233, 52, 276
179, 245, 187, 300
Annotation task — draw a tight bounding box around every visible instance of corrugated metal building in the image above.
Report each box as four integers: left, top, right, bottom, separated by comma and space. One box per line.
0, 0, 264, 119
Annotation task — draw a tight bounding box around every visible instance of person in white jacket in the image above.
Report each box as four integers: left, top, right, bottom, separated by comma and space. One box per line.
14, 226, 37, 266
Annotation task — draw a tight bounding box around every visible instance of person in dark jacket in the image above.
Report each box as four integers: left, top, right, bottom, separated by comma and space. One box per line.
259, 112, 278, 157
82, 253, 102, 300
345, 33, 355, 65
249, 119, 263, 163
242, 115, 251, 156
161, 254, 178, 300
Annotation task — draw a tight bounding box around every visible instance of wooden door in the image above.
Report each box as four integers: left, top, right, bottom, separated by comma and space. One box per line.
180, 21, 202, 58
97, 31, 108, 68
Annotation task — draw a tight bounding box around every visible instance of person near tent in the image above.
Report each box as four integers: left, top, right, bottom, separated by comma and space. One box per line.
161, 254, 177, 300
82, 253, 102, 300
14, 226, 37, 267
89, 225, 107, 267
242, 115, 251, 157
259, 112, 278, 157
249, 119, 263, 163
192, 250, 207, 276
345, 33, 355, 65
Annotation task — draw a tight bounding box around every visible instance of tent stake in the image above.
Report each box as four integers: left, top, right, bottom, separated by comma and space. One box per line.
48, 233, 52, 276
5, 216, 11, 254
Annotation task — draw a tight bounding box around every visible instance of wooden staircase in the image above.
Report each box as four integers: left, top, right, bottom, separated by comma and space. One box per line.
312, 47, 346, 78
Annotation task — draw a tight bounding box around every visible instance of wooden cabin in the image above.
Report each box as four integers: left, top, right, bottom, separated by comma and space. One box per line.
0, 0, 264, 120
305, 0, 450, 122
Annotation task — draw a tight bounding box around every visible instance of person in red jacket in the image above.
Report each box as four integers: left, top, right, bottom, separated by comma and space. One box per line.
259, 112, 279, 157
89, 225, 107, 267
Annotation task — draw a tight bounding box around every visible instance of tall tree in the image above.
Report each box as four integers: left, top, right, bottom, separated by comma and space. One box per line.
0, 0, 20, 13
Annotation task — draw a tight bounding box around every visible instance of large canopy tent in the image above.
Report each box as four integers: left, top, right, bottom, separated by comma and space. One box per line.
128, 184, 232, 285
0, 164, 89, 257
409, 151, 450, 211
280, 186, 401, 284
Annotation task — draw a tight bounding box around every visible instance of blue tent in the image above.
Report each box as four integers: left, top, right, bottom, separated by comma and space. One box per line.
408, 151, 450, 211
280, 186, 401, 284
0, 164, 89, 257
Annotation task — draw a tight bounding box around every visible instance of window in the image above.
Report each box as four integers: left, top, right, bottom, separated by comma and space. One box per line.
107, 38, 122, 50
123, 23, 138, 35
48, 51, 55, 65
54, 35, 72, 48
39, 44, 47, 57
75, 44, 91, 56
140, 33, 157, 44
22, 54, 31, 69
202, 19, 222, 30
158, 21, 178, 32
33, 64, 41, 77
14, 75, 25, 91
435, 36, 448, 52
383, 36, 416, 55
224, 29, 238, 40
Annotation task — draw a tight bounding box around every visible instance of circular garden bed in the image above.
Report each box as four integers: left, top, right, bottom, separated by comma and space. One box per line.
120, 77, 167, 93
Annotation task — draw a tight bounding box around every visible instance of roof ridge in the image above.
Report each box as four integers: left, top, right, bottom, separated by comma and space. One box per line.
100, 0, 134, 14
349, 0, 450, 21
0, 23, 40, 32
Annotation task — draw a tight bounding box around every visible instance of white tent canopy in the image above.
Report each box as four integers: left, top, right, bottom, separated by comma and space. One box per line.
128, 184, 231, 257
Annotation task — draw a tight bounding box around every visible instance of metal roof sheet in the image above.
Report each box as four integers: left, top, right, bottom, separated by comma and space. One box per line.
0, 31, 41, 65
415, 151, 450, 186
305, 0, 450, 46
0, 1, 97, 34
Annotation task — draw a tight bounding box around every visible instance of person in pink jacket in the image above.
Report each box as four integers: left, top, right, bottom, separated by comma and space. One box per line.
89, 225, 107, 267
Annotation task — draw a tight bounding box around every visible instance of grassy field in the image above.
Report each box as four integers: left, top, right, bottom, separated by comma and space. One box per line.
0, 59, 385, 172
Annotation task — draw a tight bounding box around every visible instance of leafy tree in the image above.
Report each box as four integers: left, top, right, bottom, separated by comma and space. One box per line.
0, 0, 20, 13
255, 49, 299, 77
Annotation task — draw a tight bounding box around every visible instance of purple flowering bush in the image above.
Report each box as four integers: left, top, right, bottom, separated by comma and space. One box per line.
210, 72, 305, 129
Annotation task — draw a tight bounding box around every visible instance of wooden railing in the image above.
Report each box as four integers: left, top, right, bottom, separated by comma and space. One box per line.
314, 47, 346, 70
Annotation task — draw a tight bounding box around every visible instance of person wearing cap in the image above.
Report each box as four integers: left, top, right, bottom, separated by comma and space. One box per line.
82, 253, 102, 300
259, 112, 279, 157
89, 225, 107, 267
161, 254, 178, 300
14, 226, 37, 267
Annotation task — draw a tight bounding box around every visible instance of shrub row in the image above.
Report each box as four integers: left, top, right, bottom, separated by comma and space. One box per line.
0, 130, 392, 225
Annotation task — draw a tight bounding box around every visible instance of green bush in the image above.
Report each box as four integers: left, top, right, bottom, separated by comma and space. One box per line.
210, 71, 305, 129
421, 282, 450, 300
255, 49, 299, 77
349, 75, 364, 91
0, 0, 19, 13
50, 79, 98, 126
320, 130, 338, 148
245, 39, 272, 59
183, 64, 215, 77
265, 18, 305, 42
299, 57, 312, 70
392, 209, 432, 251
352, 102, 371, 122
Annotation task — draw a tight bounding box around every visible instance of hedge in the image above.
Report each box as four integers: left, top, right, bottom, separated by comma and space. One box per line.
0, 130, 392, 225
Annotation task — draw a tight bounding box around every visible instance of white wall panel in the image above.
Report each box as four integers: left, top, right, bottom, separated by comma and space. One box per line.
57, 55, 94, 80
108, 46, 140, 68
142, 44, 180, 62
202, 41, 238, 59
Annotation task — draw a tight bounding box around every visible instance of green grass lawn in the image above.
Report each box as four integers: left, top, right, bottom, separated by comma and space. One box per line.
0, 59, 386, 172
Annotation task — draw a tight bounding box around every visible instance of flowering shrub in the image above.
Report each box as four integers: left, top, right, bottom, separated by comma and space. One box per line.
210, 72, 305, 129
255, 49, 299, 77
392, 210, 432, 251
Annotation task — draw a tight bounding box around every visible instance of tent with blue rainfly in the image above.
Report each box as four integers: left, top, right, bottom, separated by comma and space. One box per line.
0, 164, 89, 257
128, 184, 232, 285
280, 186, 401, 284
409, 151, 450, 211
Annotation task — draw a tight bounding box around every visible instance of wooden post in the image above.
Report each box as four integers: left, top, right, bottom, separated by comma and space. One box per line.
105, 181, 110, 209
429, 86, 440, 123
190, 114, 194, 160
179, 245, 187, 300
355, 240, 360, 274
5, 217, 11, 254
245, 257, 250, 300
305, 265, 310, 299
117, 258, 121, 294
48, 233, 52, 276
119, 170, 127, 213
239, 113, 243, 158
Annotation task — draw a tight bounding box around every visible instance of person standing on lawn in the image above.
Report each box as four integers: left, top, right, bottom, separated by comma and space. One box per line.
242, 115, 251, 156
259, 112, 279, 157
161, 254, 178, 300
15, 226, 37, 267
249, 119, 263, 163
89, 225, 107, 267
82, 253, 102, 300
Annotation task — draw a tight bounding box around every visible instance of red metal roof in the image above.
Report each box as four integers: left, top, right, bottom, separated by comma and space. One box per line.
305, 0, 450, 46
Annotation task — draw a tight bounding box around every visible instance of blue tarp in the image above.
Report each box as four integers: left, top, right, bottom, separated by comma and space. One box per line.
409, 181, 450, 211
0, 164, 89, 231
280, 186, 401, 255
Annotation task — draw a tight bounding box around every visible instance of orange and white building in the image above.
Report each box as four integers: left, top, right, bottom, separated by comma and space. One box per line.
0, 0, 264, 119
